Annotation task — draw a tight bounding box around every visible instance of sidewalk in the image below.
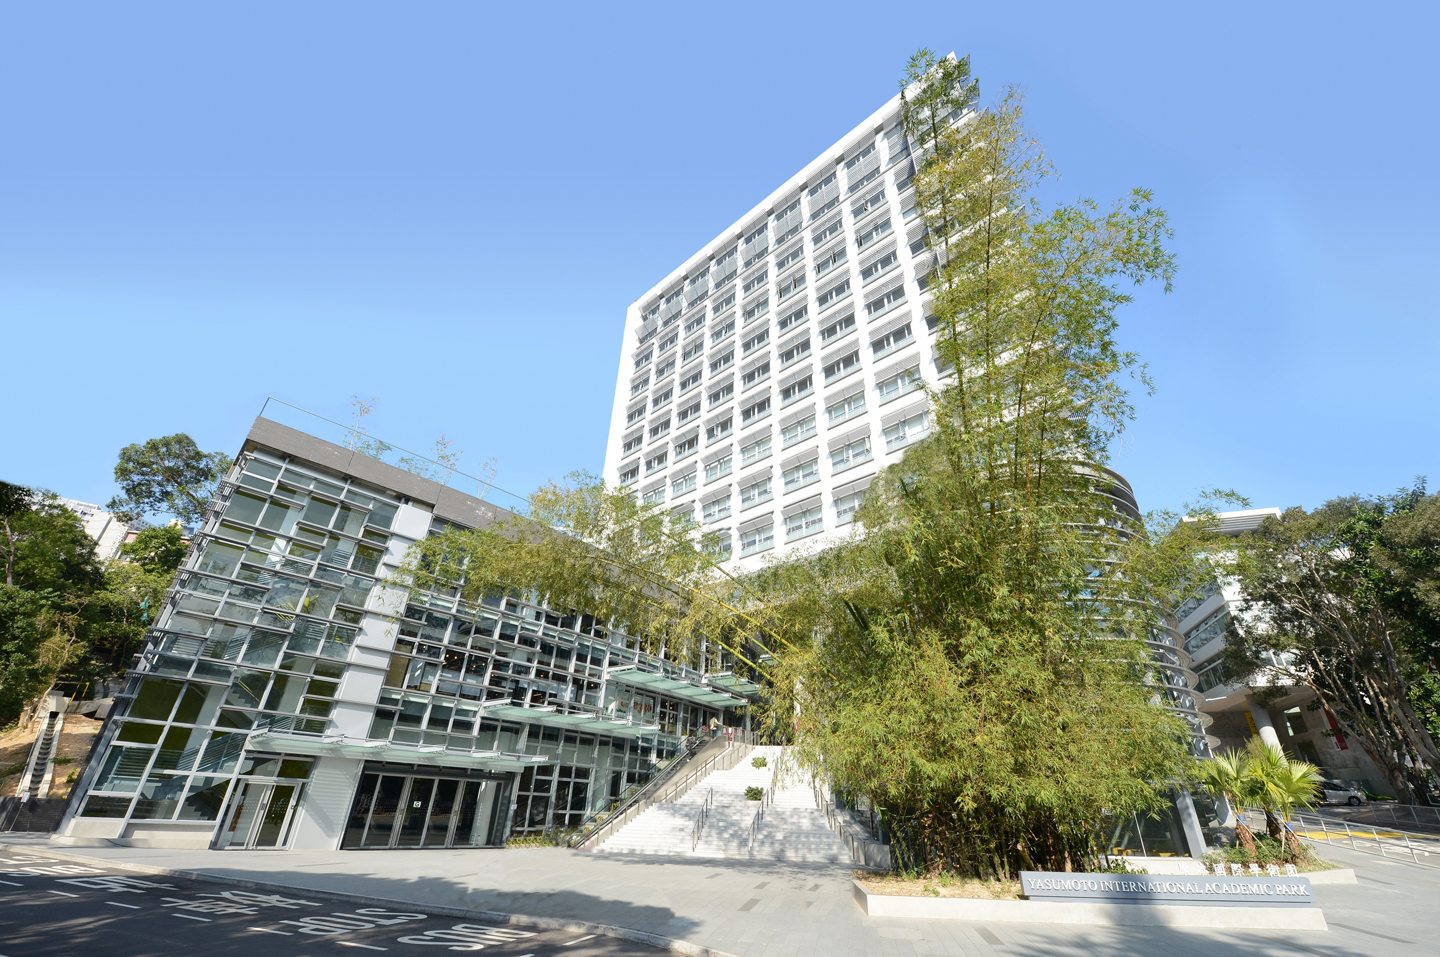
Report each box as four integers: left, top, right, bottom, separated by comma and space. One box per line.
3, 833, 1434, 957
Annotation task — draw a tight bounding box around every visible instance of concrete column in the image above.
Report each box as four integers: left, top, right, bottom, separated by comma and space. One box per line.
1174, 788, 1209, 859
1247, 696, 1283, 750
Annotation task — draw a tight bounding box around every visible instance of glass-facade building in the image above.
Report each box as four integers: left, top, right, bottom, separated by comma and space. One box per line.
57, 417, 752, 850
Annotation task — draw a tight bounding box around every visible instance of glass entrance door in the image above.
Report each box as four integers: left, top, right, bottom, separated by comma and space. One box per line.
217, 782, 263, 849
254, 784, 299, 847
343, 771, 512, 849
216, 781, 305, 849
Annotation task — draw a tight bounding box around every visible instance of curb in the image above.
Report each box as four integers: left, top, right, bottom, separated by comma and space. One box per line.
0, 840, 740, 957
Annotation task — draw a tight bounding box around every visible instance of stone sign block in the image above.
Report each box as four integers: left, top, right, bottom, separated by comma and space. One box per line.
1019, 871, 1315, 907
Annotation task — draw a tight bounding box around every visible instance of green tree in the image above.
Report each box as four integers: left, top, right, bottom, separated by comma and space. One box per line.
1243, 738, 1322, 852
0, 585, 48, 722
106, 433, 231, 525
87, 560, 171, 673
1, 480, 35, 588
119, 524, 188, 575
1227, 492, 1440, 804
0, 492, 102, 594
1193, 748, 1260, 854
0, 490, 102, 723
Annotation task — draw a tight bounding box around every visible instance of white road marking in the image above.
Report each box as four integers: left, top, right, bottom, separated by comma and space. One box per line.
106, 901, 141, 909
48, 890, 79, 897
0, 879, 22, 886
249, 927, 294, 935
563, 936, 596, 945
336, 943, 387, 951
174, 913, 212, 921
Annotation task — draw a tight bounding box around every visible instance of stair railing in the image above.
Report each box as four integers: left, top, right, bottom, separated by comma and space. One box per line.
575, 737, 752, 850
691, 790, 713, 851
747, 802, 765, 857
767, 747, 784, 806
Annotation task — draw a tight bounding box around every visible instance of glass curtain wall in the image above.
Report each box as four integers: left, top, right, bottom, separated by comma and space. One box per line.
78, 451, 398, 839
342, 768, 511, 849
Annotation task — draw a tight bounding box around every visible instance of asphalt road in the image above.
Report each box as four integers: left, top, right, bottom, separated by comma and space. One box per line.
0, 847, 663, 957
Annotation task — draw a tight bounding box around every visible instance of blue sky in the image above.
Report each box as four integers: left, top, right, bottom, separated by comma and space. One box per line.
2, 2, 1436, 518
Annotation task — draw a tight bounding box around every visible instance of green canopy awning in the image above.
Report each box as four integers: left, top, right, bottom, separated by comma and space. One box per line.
246, 731, 549, 771
483, 703, 658, 738
705, 671, 764, 700
606, 666, 746, 709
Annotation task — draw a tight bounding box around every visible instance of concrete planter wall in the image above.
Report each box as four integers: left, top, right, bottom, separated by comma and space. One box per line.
852, 880, 1329, 930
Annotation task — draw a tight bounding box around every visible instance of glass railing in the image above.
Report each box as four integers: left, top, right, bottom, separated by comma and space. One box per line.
255, 398, 528, 511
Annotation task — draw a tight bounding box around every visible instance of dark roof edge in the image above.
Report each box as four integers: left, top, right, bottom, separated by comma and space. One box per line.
242, 416, 514, 531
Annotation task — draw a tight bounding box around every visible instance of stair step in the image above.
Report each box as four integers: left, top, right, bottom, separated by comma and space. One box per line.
594, 745, 856, 862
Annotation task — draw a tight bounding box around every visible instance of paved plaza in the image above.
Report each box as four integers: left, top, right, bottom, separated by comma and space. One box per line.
1, 835, 1431, 957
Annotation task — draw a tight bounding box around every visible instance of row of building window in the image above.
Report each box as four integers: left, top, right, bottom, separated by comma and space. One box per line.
621, 347, 927, 488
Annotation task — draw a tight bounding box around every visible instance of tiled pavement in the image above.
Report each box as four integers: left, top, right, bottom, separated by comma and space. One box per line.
3, 834, 1433, 957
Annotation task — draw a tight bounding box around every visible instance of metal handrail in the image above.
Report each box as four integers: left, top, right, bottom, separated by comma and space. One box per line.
568, 736, 707, 848
766, 747, 784, 806
578, 736, 753, 850
1249, 804, 1440, 869
747, 803, 765, 857
691, 789, 713, 851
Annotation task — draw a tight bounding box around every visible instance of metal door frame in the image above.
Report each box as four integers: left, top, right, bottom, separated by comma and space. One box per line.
214, 778, 304, 850
345, 770, 513, 849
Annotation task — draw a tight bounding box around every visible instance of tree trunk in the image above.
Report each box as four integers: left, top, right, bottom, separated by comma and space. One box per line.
1236, 820, 1259, 857
1264, 808, 1283, 842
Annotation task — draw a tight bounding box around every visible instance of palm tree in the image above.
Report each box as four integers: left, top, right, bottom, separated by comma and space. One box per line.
1244, 738, 1322, 857
1194, 748, 1260, 856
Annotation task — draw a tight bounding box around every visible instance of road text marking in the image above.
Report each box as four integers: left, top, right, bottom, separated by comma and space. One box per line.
106, 901, 141, 909
47, 890, 79, 897
174, 913, 212, 921
249, 927, 294, 935
336, 943, 388, 951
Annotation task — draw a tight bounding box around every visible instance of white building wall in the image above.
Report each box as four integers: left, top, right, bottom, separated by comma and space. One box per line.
55, 497, 144, 562
603, 86, 942, 572
290, 756, 364, 850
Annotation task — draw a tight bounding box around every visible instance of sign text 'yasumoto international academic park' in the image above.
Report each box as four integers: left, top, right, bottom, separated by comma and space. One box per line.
1019, 872, 1315, 907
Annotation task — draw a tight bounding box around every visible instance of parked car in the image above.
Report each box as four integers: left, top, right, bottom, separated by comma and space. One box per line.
1320, 779, 1367, 805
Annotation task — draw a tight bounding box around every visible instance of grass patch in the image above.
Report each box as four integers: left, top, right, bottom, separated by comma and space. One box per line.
857, 871, 1022, 900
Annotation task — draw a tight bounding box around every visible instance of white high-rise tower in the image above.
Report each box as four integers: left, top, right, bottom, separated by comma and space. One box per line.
603, 89, 935, 569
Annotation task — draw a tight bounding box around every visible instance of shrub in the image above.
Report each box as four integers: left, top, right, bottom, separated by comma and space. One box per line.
1098, 857, 1148, 874
752, 756, 768, 768
1205, 836, 1321, 868
745, 786, 765, 801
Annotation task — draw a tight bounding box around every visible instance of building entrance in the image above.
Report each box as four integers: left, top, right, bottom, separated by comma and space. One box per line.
342, 766, 512, 849
216, 780, 305, 849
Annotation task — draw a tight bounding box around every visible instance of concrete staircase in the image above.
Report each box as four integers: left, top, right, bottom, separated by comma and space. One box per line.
18, 708, 64, 800
595, 746, 852, 863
